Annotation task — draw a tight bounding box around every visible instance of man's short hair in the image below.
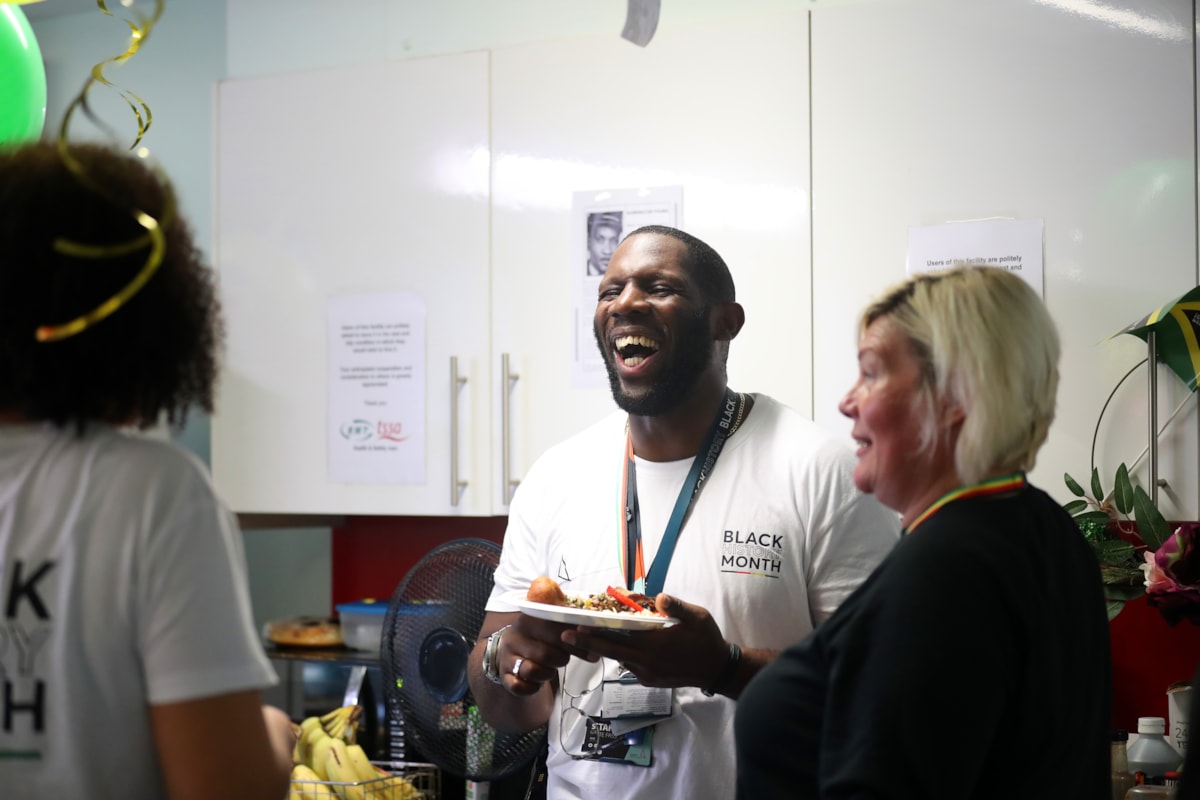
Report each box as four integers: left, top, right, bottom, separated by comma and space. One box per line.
624, 225, 736, 306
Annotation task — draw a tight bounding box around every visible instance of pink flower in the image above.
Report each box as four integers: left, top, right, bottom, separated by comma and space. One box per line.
1144, 523, 1200, 626
1141, 550, 1172, 591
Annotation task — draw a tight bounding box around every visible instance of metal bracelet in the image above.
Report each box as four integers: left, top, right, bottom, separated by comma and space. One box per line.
482, 624, 512, 685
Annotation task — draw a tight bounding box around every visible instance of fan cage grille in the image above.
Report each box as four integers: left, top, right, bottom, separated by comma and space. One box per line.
381, 538, 545, 781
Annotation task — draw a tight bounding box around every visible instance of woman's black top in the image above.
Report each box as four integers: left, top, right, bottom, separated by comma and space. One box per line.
735, 483, 1111, 799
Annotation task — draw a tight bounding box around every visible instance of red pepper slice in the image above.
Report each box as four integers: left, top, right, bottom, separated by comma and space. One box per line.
606, 586, 648, 614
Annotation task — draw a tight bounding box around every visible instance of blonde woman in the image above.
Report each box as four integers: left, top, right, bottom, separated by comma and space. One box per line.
735, 266, 1111, 798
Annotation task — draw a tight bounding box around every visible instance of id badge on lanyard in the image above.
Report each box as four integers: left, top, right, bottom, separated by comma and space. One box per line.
584, 389, 739, 766
592, 666, 673, 767
618, 388, 741, 595
601, 672, 673, 719
565, 660, 673, 767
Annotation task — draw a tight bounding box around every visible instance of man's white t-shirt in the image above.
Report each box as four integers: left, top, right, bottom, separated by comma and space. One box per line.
488, 394, 901, 800
0, 423, 277, 799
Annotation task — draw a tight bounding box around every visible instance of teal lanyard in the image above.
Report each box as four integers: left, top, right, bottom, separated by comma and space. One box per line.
623, 388, 739, 596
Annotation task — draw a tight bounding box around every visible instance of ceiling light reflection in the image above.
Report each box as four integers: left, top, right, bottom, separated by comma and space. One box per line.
1032, 0, 1188, 42
490, 151, 808, 233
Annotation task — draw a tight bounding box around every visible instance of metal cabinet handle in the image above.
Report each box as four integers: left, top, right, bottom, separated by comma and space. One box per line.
450, 356, 468, 506
501, 352, 521, 504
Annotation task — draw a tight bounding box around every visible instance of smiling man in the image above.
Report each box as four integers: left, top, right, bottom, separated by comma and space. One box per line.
468, 225, 900, 800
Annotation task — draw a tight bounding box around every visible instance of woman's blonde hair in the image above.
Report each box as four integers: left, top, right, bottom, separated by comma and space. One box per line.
859, 265, 1060, 484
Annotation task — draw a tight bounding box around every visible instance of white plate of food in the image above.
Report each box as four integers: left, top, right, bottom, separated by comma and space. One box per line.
501, 587, 677, 631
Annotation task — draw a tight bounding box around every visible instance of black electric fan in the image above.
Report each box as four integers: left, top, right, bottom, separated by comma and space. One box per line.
380, 538, 546, 782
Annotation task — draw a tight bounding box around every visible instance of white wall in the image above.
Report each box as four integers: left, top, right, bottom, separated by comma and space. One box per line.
810, 0, 1199, 518
25, 0, 1200, 604
224, 0, 795, 78
215, 0, 1200, 520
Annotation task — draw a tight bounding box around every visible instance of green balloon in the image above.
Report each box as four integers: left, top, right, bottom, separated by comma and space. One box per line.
0, 4, 47, 145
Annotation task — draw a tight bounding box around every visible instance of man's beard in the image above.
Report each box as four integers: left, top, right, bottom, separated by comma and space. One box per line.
593, 309, 714, 417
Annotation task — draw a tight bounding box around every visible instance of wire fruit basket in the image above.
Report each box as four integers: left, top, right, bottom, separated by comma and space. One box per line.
289, 761, 440, 799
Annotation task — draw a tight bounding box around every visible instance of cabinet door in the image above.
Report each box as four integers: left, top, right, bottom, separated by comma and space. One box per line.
214, 53, 492, 515
489, 11, 812, 512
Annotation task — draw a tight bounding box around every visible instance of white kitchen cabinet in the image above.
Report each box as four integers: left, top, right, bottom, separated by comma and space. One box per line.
488, 10, 813, 512
214, 13, 813, 516
213, 52, 493, 515
214, 1, 1198, 519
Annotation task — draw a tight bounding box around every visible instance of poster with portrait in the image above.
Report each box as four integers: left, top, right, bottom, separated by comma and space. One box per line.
571, 186, 683, 389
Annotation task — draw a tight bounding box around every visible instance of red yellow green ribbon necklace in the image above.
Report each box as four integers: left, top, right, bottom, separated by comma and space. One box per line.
905, 472, 1027, 535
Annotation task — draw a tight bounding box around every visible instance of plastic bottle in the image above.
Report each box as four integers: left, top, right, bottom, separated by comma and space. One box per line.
1113, 730, 1137, 800
1127, 717, 1183, 781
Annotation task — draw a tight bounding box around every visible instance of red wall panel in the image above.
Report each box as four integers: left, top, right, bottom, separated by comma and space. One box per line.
331, 516, 507, 607
332, 516, 1200, 732
1110, 594, 1200, 731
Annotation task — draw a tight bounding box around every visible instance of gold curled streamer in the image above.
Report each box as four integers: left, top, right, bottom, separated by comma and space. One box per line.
57, 0, 162, 150
36, 0, 168, 343
36, 209, 167, 343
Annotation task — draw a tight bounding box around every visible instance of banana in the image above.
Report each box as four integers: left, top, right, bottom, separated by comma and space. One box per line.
359, 765, 421, 800
305, 723, 329, 747
323, 738, 366, 800
343, 705, 362, 745
310, 732, 336, 781
321, 705, 350, 731
292, 705, 372, 789
318, 704, 364, 742
289, 764, 323, 800
377, 774, 421, 800
327, 714, 347, 742
345, 743, 377, 783
300, 725, 328, 770
320, 705, 346, 726
293, 718, 319, 766
292, 733, 304, 766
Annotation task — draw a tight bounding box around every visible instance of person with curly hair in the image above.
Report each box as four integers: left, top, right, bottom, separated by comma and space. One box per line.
0, 141, 294, 800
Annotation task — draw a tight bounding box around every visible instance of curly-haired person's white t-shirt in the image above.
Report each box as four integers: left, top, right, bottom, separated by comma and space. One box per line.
0, 423, 277, 799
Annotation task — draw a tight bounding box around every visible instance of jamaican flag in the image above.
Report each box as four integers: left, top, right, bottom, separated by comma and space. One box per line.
1116, 286, 1200, 391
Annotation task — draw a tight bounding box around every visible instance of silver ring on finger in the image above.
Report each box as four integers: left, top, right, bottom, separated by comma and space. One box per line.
512, 656, 525, 678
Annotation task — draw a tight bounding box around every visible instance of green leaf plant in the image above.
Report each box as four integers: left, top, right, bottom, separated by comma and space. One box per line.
1061, 354, 1183, 621
1064, 463, 1172, 621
